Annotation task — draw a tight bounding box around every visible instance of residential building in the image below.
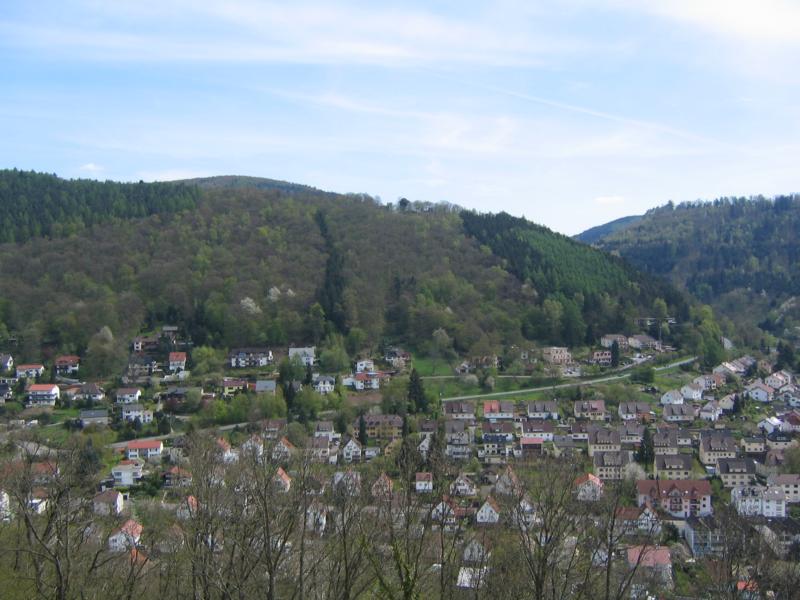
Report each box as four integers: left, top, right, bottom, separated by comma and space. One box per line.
355, 359, 375, 373
443, 401, 475, 420
700, 401, 722, 422
26, 383, 59, 407
288, 346, 316, 366
653, 430, 679, 455
600, 334, 628, 349
93, 489, 124, 515
483, 400, 516, 420
79, 409, 109, 427
685, 516, 724, 558
731, 486, 787, 518
16, 363, 44, 379
618, 402, 654, 422
415, 472, 433, 493
717, 458, 757, 488
542, 346, 572, 365
767, 474, 800, 503
168, 352, 187, 372
587, 428, 621, 457
699, 432, 737, 466
476, 497, 501, 524
663, 404, 696, 423
575, 473, 604, 501
358, 414, 403, 441
628, 334, 661, 350
747, 381, 775, 403
116, 388, 142, 404
593, 450, 632, 480
654, 454, 693, 480
660, 390, 684, 406
126, 440, 163, 460
574, 400, 607, 421
681, 383, 704, 402
526, 400, 559, 420
120, 404, 153, 424
111, 460, 144, 487
108, 519, 142, 552
313, 375, 336, 395
54, 355, 80, 375
636, 480, 713, 518
341, 438, 362, 463
229, 348, 273, 368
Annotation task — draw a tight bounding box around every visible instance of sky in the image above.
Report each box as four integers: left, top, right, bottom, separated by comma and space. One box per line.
2, 1, 800, 235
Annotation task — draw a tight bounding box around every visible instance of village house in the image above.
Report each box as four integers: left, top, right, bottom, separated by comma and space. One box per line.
627, 545, 672, 590
741, 436, 766, 454
120, 404, 153, 424
654, 454, 693, 480
680, 383, 704, 402
767, 431, 796, 450
229, 347, 273, 368
636, 479, 713, 518
590, 350, 612, 366
685, 515, 724, 558
272, 437, 295, 462
341, 438, 362, 463
168, 351, 187, 372
126, 440, 163, 460
699, 432, 737, 466
766, 370, 792, 390
76, 382, 105, 402
0, 354, 13, 372
443, 401, 475, 420
355, 359, 375, 373
476, 497, 501, 524
593, 450, 632, 480
445, 420, 473, 460
660, 390, 684, 405
663, 404, 696, 423
288, 346, 316, 366
600, 334, 628, 350
93, 489, 124, 516
108, 519, 142, 552
222, 378, 247, 397
521, 419, 555, 441
526, 400, 559, 420
359, 414, 403, 441
618, 401, 654, 422
450, 474, 478, 496
79, 409, 109, 427
767, 474, 800, 503
693, 373, 725, 391
415, 472, 433, 493
717, 458, 757, 488
731, 486, 787, 518
111, 460, 144, 487
700, 401, 722, 422
54, 355, 80, 375
163, 466, 192, 488
483, 400, 516, 421
615, 506, 661, 536
26, 383, 59, 407
746, 380, 775, 403
654, 429, 679, 455
574, 473, 604, 501
542, 346, 572, 365
574, 400, 607, 421
116, 387, 142, 404
618, 422, 645, 446
342, 371, 382, 391
628, 334, 661, 351
313, 375, 336, 395
274, 467, 292, 493
587, 428, 621, 457
16, 363, 44, 379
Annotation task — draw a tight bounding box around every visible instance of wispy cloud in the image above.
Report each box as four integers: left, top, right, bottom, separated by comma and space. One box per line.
594, 195, 625, 205
78, 162, 103, 173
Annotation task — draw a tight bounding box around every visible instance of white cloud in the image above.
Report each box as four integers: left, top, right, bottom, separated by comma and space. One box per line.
593, 195, 625, 205
78, 162, 103, 173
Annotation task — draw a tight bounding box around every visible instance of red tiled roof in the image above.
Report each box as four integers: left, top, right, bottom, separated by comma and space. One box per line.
127, 440, 163, 450
169, 352, 187, 362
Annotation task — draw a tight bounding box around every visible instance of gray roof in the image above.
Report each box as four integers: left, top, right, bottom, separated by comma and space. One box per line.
79, 409, 108, 419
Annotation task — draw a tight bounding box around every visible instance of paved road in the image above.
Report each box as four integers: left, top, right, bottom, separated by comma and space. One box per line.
441, 356, 697, 402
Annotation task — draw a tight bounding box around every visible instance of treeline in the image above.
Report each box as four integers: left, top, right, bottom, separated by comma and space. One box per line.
0, 169, 199, 243
596, 195, 800, 338
461, 211, 689, 347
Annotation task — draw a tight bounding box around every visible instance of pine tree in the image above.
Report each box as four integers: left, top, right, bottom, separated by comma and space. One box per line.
636, 427, 654, 466
358, 413, 368, 446
611, 341, 620, 367
407, 368, 427, 414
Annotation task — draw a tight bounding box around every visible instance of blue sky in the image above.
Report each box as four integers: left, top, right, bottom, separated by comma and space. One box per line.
2, 1, 800, 234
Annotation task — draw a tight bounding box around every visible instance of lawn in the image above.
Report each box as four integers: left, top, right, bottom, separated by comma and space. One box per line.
411, 355, 454, 377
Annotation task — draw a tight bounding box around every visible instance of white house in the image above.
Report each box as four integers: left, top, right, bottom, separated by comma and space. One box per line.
26, 383, 59, 407
731, 486, 787, 518
575, 473, 604, 501
112, 460, 144, 486
746, 381, 774, 403
341, 438, 362, 463
0, 354, 13, 372
681, 383, 704, 402
125, 440, 163, 460
660, 390, 684, 405
700, 401, 722, 422
527, 401, 559, 420
355, 359, 375, 373
288, 346, 316, 366
116, 388, 142, 404
758, 416, 785, 435
450, 474, 477, 497
120, 404, 153, 423
168, 352, 187, 373
108, 519, 143, 552
16, 363, 44, 379
93, 489, 124, 516
415, 472, 433, 493
313, 375, 336, 395
766, 371, 791, 390
476, 497, 501, 524
767, 474, 800, 503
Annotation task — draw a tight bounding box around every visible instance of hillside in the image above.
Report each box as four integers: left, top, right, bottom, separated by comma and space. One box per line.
595, 196, 800, 339
574, 214, 642, 244
0, 172, 699, 371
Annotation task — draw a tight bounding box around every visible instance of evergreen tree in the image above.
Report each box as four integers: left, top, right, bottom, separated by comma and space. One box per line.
636, 427, 654, 466
358, 413, 368, 446
407, 368, 427, 414
611, 341, 620, 367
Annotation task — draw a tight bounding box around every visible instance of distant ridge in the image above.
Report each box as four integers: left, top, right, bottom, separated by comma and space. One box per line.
574, 214, 642, 245
179, 175, 336, 196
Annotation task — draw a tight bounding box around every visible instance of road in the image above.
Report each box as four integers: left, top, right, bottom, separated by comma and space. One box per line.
106, 420, 251, 449
440, 356, 697, 402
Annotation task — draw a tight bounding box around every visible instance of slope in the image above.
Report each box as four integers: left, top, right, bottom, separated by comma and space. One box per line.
574, 214, 642, 245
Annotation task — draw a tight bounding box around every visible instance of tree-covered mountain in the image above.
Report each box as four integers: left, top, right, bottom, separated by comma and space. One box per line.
574, 214, 642, 245
0, 169, 199, 243
0, 171, 706, 369
594, 196, 800, 341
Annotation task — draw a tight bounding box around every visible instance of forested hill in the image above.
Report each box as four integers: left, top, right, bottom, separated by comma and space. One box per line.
595, 196, 800, 336
0, 169, 199, 243
0, 171, 703, 369
574, 214, 642, 245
